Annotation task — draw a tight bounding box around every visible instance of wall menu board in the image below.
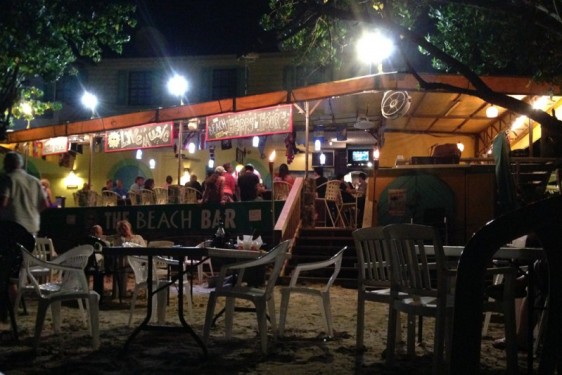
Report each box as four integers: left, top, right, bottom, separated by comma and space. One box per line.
206, 104, 292, 142
42, 137, 69, 155
105, 122, 174, 152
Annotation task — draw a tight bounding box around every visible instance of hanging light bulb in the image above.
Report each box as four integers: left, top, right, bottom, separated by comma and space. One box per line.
314, 139, 321, 151
486, 105, 498, 118
252, 136, 259, 147
373, 148, 380, 160
319, 153, 326, 165
188, 142, 196, 154
136, 149, 143, 160
457, 142, 465, 153
208, 159, 215, 168
149, 159, 156, 169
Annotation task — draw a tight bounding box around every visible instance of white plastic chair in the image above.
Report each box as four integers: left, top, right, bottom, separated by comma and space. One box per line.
203, 240, 290, 354
192, 242, 215, 284
127, 253, 192, 326
273, 181, 291, 200
29, 237, 58, 284
19, 244, 100, 351
278, 247, 346, 337
153, 187, 169, 204
101, 190, 120, 206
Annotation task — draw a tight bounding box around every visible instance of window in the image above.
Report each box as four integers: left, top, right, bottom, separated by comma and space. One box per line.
128, 71, 154, 106
283, 65, 330, 90
55, 75, 82, 104
211, 68, 237, 100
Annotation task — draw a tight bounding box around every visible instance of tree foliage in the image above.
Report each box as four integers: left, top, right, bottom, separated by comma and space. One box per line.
0, 0, 136, 140
261, 0, 562, 155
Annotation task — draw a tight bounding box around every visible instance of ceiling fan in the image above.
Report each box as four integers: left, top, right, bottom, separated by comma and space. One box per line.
381, 90, 411, 119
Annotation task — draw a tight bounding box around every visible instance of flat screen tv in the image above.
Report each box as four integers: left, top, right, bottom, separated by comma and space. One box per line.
347, 149, 372, 166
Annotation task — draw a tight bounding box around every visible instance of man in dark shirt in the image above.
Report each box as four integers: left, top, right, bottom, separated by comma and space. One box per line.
237, 165, 261, 201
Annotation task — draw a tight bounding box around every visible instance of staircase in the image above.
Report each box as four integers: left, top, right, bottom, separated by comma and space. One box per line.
281, 227, 357, 285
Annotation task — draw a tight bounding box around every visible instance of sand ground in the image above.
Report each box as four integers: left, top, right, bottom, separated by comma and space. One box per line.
0, 276, 532, 374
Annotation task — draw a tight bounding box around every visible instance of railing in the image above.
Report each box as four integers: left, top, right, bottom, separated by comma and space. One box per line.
273, 177, 303, 252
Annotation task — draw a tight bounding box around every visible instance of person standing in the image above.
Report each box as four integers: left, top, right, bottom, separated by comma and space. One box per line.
313, 167, 328, 198
0, 152, 48, 235
40, 178, 57, 208
237, 164, 262, 201
0, 152, 48, 321
201, 167, 225, 204
222, 163, 237, 202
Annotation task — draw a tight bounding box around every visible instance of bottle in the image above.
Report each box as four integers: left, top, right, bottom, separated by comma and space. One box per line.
213, 219, 226, 248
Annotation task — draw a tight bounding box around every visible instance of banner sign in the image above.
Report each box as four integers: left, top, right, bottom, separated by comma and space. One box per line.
105, 122, 174, 152
42, 137, 69, 155
205, 104, 292, 142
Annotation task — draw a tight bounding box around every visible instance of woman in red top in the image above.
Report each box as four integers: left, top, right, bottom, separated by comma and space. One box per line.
222, 163, 237, 202
273, 163, 295, 186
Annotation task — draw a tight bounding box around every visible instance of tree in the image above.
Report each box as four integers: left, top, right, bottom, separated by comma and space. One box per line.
0, 0, 136, 140
261, 0, 562, 156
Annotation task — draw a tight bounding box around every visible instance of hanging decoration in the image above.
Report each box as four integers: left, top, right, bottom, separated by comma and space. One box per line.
284, 131, 297, 164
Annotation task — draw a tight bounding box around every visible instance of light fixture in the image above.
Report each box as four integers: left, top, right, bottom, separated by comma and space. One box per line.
167, 74, 188, 104
188, 142, 196, 154
314, 139, 321, 151
136, 149, 143, 160
65, 170, 81, 189
457, 142, 465, 153
81, 91, 98, 118
373, 148, 380, 160
319, 153, 326, 165
486, 105, 498, 118
208, 159, 215, 168
149, 159, 156, 169
356, 30, 394, 73
180, 168, 191, 185
252, 136, 259, 147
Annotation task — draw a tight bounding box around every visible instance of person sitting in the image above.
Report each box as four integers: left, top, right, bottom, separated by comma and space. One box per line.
101, 179, 113, 192
129, 176, 144, 192
273, 163, 295, 187
314, 167, 328, 198
336, 173, 355, 203
143, 178, 155, 191
185, 174, 203, 199
113, 220, 146, 247
162, 175, 173, 189
113, 179, 128, 197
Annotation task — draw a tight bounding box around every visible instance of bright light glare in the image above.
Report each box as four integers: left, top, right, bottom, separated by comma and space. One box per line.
486, 105, 498, 118
188, 142, 196, 154
314, 139, 321, 151
136, 149, 143, 160
269, 150, 276, 162
252, 136, 259, 147
457, 142, 465, 152
357, 31, 394, 64
21, 102, 33, 116
81, 92, 98, 111
373, 148, 380, 160
319, 153, 326, 165
149, 159, 156, 169
167, 74, 188, 97
208, 159, 215, 168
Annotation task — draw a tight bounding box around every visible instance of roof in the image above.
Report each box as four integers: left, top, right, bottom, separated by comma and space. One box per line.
7, 72, 561, 155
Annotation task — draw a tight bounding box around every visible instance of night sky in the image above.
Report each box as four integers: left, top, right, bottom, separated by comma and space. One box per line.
121, 0, 279, 57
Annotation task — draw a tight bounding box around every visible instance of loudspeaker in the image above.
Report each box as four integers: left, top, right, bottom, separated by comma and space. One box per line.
69, 143, 83, 154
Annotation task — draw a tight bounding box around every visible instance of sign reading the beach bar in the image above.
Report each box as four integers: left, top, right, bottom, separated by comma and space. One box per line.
105, 122, 173, 152
206, 104, 292, 141
42, 137, 69, 155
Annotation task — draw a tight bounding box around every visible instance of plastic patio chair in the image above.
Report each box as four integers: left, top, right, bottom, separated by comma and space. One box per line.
383, 224, 518, 374
19, 244, 100, 351
278, 247, 346, 337
203, 240, 291, 354
101, 190, 120, 206
352, 226, 404, 350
